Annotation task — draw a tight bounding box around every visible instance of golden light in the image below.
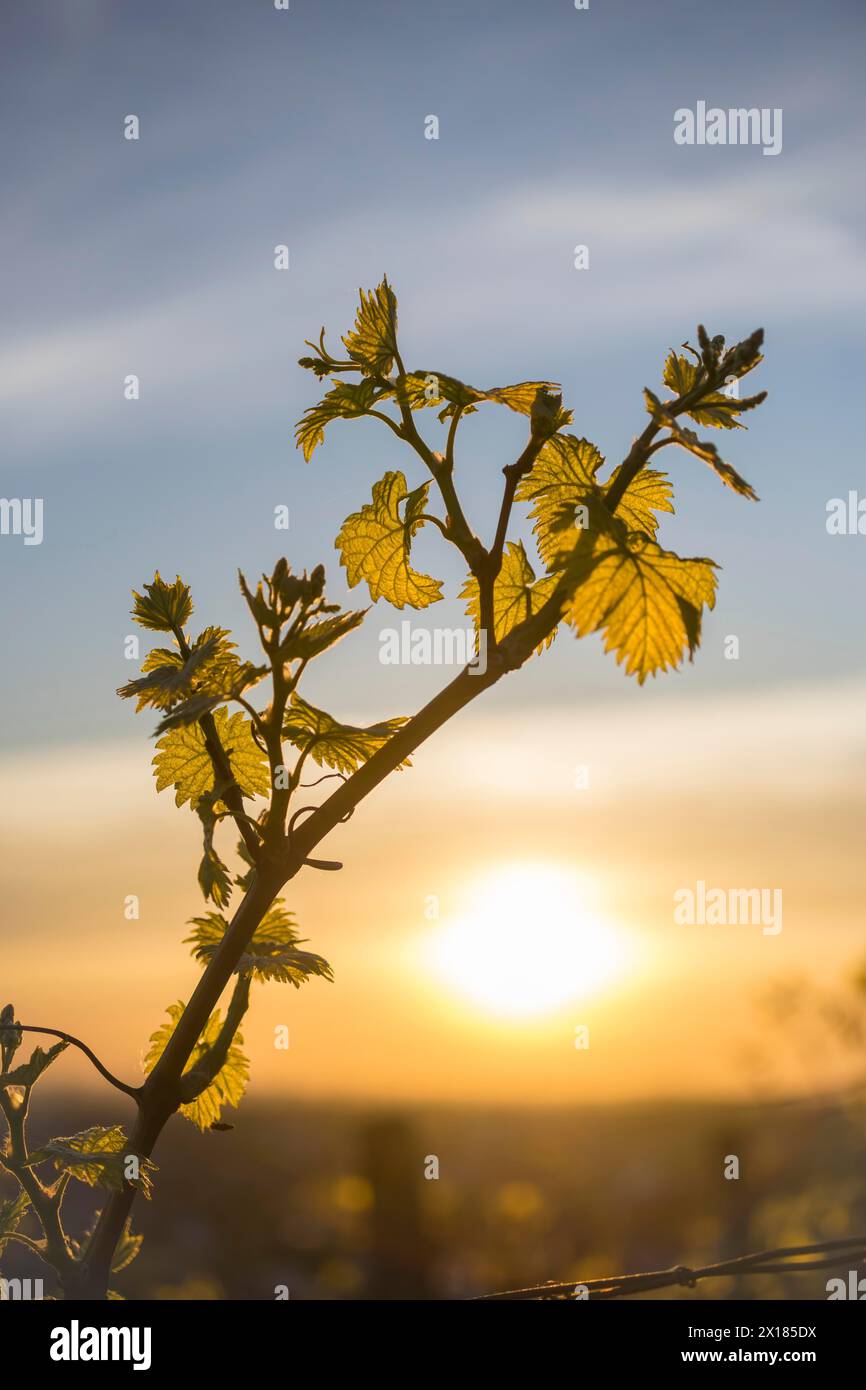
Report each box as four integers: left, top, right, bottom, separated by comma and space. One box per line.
428, 863, 628, 1018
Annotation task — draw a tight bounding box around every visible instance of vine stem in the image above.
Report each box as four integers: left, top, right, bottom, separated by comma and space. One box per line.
14, 1026, 141, 1100
77, 334, 761, 1298
76, 414, 640, 1298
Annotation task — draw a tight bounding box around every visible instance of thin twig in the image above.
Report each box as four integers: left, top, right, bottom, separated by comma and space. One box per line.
13, 1026, 142, 1101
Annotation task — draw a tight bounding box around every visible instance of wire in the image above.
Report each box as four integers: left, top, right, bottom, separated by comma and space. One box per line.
477, 1236, 866, 1300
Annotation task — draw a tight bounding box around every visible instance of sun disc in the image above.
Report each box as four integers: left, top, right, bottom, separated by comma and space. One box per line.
429, 863, 626, 1018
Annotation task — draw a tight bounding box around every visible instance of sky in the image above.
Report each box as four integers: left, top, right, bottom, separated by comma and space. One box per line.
1, 0, 865, 1108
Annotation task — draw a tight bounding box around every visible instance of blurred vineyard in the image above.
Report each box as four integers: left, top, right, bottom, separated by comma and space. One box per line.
4, 1090, 864, 1300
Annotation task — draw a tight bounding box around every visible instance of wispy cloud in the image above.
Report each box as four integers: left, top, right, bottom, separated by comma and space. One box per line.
3, 139, 863, 453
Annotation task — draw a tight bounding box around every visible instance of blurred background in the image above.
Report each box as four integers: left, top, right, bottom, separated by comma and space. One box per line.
1, 0, 865, 1298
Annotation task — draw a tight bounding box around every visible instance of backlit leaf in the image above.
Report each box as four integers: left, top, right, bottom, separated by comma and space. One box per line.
131, 573, 193, 632
0, 1190, 30, 1252
336, 470, 442, 609
400, 372, 572, 430
40, 1126, 156, 1198
341, 278, 399, 374
196, 797, 233, 909
152, 707, 270, 808
279, 608, 366, 662
561, 521, 718, 682
605, 464, 675, 535
0, 1004, 22, 1072
117, 634, 223, 712
186, 906, 333, 988
1, 1039, 68, 1089
111, 1220, 143, 1275
645, 390, 758, 499
397, 371, 485, 416
461, 541, 559, 650
295, 378, 386, 461
662, 352, 745, 429
282, 693, 409, 775
145, 1004, 249, 1131
516, 434, 606, 566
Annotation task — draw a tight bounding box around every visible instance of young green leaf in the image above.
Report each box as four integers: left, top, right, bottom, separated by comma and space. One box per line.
604, 464, 675, 535
131, 573, 193, 632
295, 378, 387, 461
0, 1190, 30, 1253
397, 370, 485, 417
1, 1039, 68, 1088
336, 470, 443, 609
238, 945, 333, 987
184, 910, 234, 960
282, 693, 409, 775
341, 277, 399, 375
145, 1004, 249, 1131
279, 608, 367, 662
185, 906, 333, 987
461, 541, 559, 650
645, 391, 758, 499
152, 707, 270, 808
561, 520, 718, 682
39, 1126, 156, 1198
399, 372, 572, 431
117, 633, 223, 712
0, 1003, 22, 1072
516, 434, 606, 567
662, 352, 745, 430
196, 797, 233, 909
111, 1220, 143, 1275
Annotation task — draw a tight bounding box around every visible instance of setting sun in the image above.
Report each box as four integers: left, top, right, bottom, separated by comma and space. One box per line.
428, 864, 628, 1017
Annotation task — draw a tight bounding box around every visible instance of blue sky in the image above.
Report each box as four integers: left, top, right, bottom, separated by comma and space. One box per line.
2, 0, 865, 751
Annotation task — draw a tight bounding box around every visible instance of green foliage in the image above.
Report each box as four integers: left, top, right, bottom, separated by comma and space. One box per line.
118, 627, 257, 720
461, 541, 558, 649
38, 1126, 156, 1199
645, 389, 758, 499
0, 1189, 30, 1253
606, 465, 675, 536
295, 378, 387, 461
341, 277, 399, 374
662, 350, 745, 428
296, 278, 572, 460
337, 470, 443, 609
281, 608, 367, 661
152, 707, 270, 809
516, 435, 606, 566
0, 1003, 22, 1073
1, 279, 765, 1302
110, 1219, 143, 1274
398, 372, 573, 431
131, 573, 193, 632
560, 520, 718, 682
196, 795, 233, 909
0, 1038, 68, 1088
145, 1004, 249, 1131
282, 693, 409, 775
185, 905, 333, 987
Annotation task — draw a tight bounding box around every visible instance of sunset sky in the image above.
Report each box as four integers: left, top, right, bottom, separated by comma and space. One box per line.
1, 0, 865, 1110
